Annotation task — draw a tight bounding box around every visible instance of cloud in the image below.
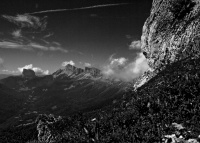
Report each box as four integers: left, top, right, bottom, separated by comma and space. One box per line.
27, 3, 130, 14
2, 69, 20, 74
110, 57, 128, 65
0, 40, 68, 53
0, 41, 31, 50
2, 14, 47, 30
129, 40, 141, 50
102, 53, 149, 81
43, 33, 54, 38
12, 29, 22, 38
61, 60, 75, 67
84, 63, 91, 67
49, 46, 68, 53
28, 43, 49, 50
18, 64, 49, 75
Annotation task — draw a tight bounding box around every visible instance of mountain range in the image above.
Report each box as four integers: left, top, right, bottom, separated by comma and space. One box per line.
0, 64, 132, 130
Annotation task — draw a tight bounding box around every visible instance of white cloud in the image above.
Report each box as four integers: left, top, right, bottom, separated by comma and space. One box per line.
12, 29, 22, 38
18, 64, 49, 75
102, 53, 149, 81
49, 46, 68, 53
110, 57, 128, 65
2, 69, 20, 74
0, 41, 31, 50
129, 40, 141, 50
43, 33, 54, 38
2, 14, 47, 30
61, 60, 75, 67
84, 63, 91, 67
0, 40, 68, 53
28, 43, 49, 50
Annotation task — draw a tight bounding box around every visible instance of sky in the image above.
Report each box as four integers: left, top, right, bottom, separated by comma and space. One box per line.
0, 0, 153, 79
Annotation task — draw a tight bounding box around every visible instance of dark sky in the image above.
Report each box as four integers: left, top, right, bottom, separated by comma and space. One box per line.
0, 0, 153, 75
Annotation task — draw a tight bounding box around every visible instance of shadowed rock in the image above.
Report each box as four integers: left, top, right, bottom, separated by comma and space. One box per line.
22, 69, 36, 78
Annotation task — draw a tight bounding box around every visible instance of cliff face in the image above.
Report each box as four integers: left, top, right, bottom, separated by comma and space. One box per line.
142, 0, 200, 70
135, 0, 200, 89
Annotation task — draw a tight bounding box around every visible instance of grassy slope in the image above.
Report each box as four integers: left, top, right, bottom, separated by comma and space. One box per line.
1, 57, 200, 142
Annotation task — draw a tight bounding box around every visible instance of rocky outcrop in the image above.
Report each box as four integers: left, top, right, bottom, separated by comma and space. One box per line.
76, 68, 84, 75
22, 69, 36, 78
142, 0, 200, 70
36, 114, 63, 143
135, 0, 200, 89
85, 67, 101, 77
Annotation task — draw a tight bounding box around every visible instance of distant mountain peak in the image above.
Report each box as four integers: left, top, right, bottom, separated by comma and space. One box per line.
53, 64, 101, 78
22, 69, 36, 79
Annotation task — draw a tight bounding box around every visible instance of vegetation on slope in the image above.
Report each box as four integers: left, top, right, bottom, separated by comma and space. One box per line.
1, 57, 200, 142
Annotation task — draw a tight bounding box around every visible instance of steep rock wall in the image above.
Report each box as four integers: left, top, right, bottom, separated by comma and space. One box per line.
135, 0, 200, 89
142, 0, 200, 69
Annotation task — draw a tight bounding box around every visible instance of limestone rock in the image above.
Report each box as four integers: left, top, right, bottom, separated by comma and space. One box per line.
141, 0, 200, 70
135, 0, 200, 89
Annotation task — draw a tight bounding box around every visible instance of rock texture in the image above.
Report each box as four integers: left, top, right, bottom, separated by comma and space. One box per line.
53, 64, 101, 78
136, 0, 200, 89
22, 69, 36, 78
85, 67, 101, 77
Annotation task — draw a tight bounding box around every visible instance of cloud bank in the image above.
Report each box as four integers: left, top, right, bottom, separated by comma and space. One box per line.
129, 40, 141, 50
12, 29, 22, 38
84, 63, 91, 67
2, 69, 19, 74
61, 60, 75, 67
1, 14, 69, 54
18, 64, 49, 75
102, 40, 149, 81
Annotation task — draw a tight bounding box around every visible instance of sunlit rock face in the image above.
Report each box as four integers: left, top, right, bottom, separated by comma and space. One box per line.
135, 0, 200, 89
22, 69, 36, 78
141, 0, 200, 70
